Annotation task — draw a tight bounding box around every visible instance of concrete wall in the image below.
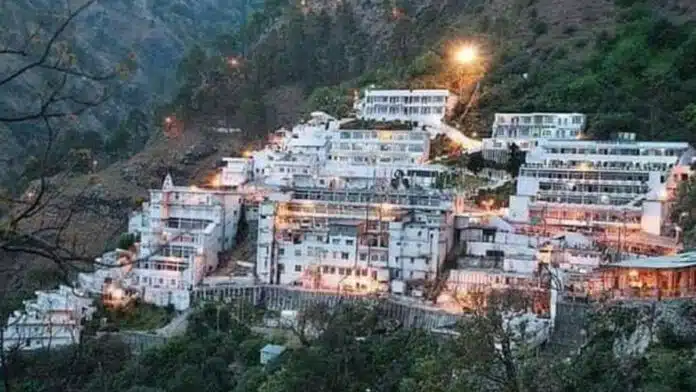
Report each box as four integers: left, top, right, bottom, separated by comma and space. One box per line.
550, 299, 590, 352
97, 331, 168, 354
192, 285, 460, 330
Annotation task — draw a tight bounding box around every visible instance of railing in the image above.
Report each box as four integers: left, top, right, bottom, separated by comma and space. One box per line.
562, 288, 696, 302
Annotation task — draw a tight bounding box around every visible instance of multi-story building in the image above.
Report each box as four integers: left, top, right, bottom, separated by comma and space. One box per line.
126, 174, 243, 310
482, 113, 586, 163
256, 187, 455, 292
2, 286, 95, 351
328, 124, 431, 165
247, 113, 448, 191
354, 89, 458, 126
508, 135, 692, 244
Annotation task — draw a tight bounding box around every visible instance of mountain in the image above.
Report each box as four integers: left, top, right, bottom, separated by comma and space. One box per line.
4, 0, 696, 307
0, 0, 261, 187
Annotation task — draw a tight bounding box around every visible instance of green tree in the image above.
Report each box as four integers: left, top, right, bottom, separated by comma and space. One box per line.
505, 143, 525, 177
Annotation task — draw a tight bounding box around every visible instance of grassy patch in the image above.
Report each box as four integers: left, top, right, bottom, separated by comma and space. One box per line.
96, 299, 175, 332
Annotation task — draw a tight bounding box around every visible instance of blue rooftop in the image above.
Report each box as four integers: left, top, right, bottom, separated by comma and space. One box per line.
261, 344, 286, 355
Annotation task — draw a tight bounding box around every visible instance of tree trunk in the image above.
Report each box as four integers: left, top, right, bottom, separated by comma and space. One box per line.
1, 327, 11, 392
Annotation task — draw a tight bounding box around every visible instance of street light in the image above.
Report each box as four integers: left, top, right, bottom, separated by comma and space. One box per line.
453, 45, 478, 65
227, 57, 240, 68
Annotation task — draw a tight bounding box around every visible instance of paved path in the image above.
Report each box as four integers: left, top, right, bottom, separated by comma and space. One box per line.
154, 309, 191, 337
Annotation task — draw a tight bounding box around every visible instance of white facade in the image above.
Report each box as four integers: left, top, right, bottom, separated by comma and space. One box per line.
221, 157, 252, 187
2, 286, 95, 351
245, 112, 448, 192
126, 174, 243, 310
482, 113, 586, 163
329, 127, 430, 165
256, 187, 454, 292
508, 136, 692, 237
77, 249, 134, 295
354, 89, 458, 126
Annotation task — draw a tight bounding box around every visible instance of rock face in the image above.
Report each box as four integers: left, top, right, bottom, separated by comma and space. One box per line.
590, 301, 696, 358
0, 0, 257, 183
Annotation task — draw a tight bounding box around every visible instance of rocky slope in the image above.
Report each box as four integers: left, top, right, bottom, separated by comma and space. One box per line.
0, 0, 260, 184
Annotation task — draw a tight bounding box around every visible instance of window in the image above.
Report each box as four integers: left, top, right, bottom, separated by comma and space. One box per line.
294, 249, 301, 256
346, 239, 354, 246
279, 248, 285, 256
359, 253, 367, 261
294, 265, 302, 272
341, 252, 349, 260
332, 238, 340, 245
339, 268, 345, 275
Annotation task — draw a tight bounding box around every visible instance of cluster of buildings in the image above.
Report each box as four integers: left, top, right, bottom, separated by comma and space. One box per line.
1, 286, 95, 351
79, 89, 696, 309
5, 88, 696, 351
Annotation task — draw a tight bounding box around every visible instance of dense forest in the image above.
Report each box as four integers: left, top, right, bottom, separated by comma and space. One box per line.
4, 299, 696, 392
162, 0, 696, 143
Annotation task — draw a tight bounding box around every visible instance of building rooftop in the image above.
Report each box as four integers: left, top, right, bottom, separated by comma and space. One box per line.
364, 89, 452, 96
288, 186, 453, 209
339, 119, 422, 131
608, 251, 696, 270
261, 344, 286, 355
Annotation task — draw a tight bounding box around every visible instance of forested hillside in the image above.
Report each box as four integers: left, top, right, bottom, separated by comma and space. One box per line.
166, 0, 696, 143
5, 300, 696, 392
0, 0, 261, 189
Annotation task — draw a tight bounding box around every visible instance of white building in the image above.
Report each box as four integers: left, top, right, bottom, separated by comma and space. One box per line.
77, 249, 134, 296
126, 174, 243, 310
256, 187, 455, 292
482, 113, 586, 163
354, 89, 458, 126
246, 114, 448, 191
220, 157, 252, 187
328, 124, 431, 165
508, 135, 692, 239
2, 286, 95, 351
446, 214, 543, 297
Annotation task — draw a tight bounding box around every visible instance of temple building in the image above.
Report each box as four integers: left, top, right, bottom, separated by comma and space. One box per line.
600, 251, 696, 300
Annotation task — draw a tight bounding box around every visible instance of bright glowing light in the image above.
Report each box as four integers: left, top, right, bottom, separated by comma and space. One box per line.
210, 174, 221, 188
164, 116, 173, 124
658, 189, 668, 201
242, 150, 252, 158
227, 57, 239, 67
454, 45, 478, 64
